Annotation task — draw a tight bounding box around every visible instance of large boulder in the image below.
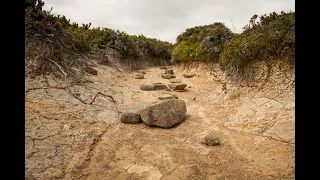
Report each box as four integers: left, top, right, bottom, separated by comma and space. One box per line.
183, 73, 195, 78
140, 99, 187, 128
161, 74, 176, 79
168, 83, 187, 91
140, 83, 168, 91
169, 78, 181, 83
120, 102, 153, 124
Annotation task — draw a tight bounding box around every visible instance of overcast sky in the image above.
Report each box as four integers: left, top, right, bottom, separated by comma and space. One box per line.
43, 0, 295, 43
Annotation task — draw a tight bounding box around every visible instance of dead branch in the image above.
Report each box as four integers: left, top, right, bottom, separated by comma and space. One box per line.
67, 88, 117, 106
25, 87, 50, 93
48, 59, 67, 81
67, 88, 88, 104
89, 92, 117, 105
25, 85, 68, 93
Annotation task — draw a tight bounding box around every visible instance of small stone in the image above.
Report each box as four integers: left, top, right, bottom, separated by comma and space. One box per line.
169, 78, 181, 83
203, 133, 220, 146
137, 70, 146, 74
168, 83, 187, 91
134, 73, 144, 79
63, 124, 70, 130
165, 69, 174, 74
120, 101, 152, 124
84, 66, 98, 75
140, 83, 168, 91
159, 66, 168, 69
158, 94, 175, 100
183, 73, 195, 78
161, 74, 176, 79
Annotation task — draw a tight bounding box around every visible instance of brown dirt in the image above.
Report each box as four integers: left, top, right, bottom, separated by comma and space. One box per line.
25, 62, 295, 179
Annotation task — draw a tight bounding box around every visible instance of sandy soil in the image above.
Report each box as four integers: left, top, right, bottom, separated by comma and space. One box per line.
25, 64, 295, 180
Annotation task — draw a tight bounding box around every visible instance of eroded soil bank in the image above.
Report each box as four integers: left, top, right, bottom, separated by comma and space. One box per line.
25, 59, 294, 179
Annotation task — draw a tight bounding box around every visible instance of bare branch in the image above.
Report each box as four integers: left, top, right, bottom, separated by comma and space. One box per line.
48, 59, 67, 81
89, 92, 117, 105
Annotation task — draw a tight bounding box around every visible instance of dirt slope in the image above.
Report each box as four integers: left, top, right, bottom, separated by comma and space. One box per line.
25, 62, 294, 179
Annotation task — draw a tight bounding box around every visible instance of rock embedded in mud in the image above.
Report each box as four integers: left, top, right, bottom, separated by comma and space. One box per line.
165, 69, 174, 74
140, 83, 168, 91
140, 99, 187, 128
140, 84, 155, 91
137, 70, 146, 74
154, 83, 169, 90
134, 73, 144, 79
183, 73, 195, 78
120, 102, 153, 124
203, 133, 220, 146
159, 66, 168, 69
168, 83, 187, 91
85, 66, 98, 75
169, 78, 182, 83
161, 74, 176, 79
158, 93, 178, 100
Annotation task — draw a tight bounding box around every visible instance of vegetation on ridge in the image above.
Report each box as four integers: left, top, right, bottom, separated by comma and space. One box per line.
25, 0, 295, 81
25, 0, 173, 79
219, 11, 295, 74
172, 23, 234, 62
172, 11, 295, 78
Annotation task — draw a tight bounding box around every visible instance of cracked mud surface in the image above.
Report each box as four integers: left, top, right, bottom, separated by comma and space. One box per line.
25, 63, 294, 180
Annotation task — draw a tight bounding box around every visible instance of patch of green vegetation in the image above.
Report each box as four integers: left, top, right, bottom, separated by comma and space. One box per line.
25, 0, 173, 68
68, 27, 173, 59
219, 11, 295, 71
172, 22, 234, 62
172, 40, 201, 61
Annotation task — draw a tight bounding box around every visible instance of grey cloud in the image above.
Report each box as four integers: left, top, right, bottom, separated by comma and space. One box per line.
43, 0, 295, 43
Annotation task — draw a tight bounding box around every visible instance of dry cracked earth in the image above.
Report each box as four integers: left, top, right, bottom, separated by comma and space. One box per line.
25, 63, 295, 180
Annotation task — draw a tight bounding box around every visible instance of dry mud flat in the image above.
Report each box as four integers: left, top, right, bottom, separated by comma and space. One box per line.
25, 64, 294, 180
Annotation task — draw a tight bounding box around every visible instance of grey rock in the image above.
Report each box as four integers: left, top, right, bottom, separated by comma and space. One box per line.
137, 70, 146, 74
165, 69, 174, 74
158, 93, 177, 100
161, 74, 176, 79
140, 99, 187, 128
134, 73, 144, 79
183, 73, 195, 78
120, 102, 152, 124
169, 78, 181, 83
140, 83, 168, 91
85, 66, 98, 75
140, 84, 155, 91
168, 83, 187, 91
159, 66, 168, 69
203, 133, 220, 146
154, 83, 168, 90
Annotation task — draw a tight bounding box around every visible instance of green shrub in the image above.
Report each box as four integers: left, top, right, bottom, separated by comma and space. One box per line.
25, 0, 174, 77
219, 11, 295, 71
172, 22, 234, 62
